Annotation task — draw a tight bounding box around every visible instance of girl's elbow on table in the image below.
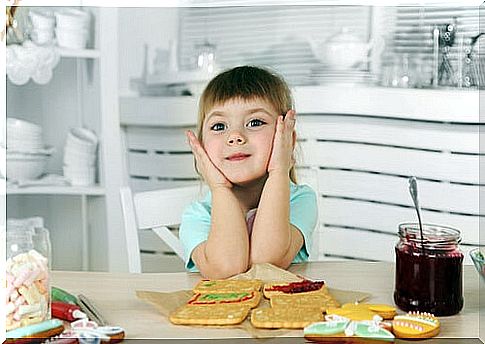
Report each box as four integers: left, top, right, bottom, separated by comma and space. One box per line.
195, 251, 249, 279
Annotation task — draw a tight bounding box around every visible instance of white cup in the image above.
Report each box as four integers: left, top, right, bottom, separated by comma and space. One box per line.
55, 9, 90, 30
63, 165, 95, 186
55, 29, 88, 49
66, 127, 98, 147
29, 9, 55, 30
31, 28, 55, 46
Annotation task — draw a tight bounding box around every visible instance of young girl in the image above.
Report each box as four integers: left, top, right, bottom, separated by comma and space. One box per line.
180, 65, 318, 279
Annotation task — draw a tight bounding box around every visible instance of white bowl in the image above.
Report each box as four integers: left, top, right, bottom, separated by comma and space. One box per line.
7, 140, 44, 152
8, 130, 43, 138
7, 143, 45, 152
7, 118, 42, 135
7, 146, 54, 156
7, 154, 49, 181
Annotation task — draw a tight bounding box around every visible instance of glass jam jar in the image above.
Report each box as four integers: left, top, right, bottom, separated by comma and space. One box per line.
394, 223, 463, 316
6, 218, 51, 331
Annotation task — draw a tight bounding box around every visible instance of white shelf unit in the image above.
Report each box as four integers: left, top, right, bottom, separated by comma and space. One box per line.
6, 8, 124, 272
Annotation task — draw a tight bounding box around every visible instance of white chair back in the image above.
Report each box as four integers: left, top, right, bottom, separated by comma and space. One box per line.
120, 185, 206, 273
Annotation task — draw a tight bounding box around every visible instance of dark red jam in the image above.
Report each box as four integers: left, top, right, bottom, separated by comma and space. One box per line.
394, 223, 464, 316
267, 280, 325, 293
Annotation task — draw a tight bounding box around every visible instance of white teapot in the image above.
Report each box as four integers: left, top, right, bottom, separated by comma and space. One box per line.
311, 28, 376, 70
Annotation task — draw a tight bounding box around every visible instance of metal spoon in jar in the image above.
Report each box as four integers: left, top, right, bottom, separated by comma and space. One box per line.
408, 176, 425, 250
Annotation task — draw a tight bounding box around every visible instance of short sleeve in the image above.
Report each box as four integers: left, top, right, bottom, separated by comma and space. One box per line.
179, 200, 211, 272
289, 183, 318, 263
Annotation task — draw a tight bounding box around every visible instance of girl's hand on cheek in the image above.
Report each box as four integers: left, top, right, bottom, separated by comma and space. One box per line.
267, 109, 296, 177
186, 130, 233, 190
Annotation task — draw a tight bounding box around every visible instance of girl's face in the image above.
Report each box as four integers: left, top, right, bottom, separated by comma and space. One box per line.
202, 97, 278, 185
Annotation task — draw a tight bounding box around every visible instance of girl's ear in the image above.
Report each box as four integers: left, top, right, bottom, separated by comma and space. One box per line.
292, 130, 297, 149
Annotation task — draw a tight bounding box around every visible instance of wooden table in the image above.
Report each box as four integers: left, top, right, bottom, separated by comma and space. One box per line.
51, 262, 483, 342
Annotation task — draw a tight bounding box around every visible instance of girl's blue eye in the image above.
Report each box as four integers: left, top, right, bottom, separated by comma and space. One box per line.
210, 123, 226, 131
247, 119, 265, 128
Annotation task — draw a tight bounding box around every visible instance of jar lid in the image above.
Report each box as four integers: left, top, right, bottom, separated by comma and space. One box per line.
398, 222, 461, 247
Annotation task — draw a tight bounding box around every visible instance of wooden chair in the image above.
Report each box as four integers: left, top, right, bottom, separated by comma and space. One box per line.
120, 184, 206, 273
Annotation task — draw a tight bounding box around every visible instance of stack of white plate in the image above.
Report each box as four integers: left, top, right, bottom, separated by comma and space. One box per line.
309, 65, 378, 86
55, 9, 90, 49
63, 128, 98, 186
6, 118, 53, 181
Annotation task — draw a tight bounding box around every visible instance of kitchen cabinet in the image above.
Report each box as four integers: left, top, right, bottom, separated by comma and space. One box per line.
6, 8, 125, 272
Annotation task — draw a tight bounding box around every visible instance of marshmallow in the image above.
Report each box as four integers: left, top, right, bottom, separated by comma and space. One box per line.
20, 315, 44, 327
34, 279, 47, 295
18, 303, 41, 316
10, 288, 19, 302
23, 267, 41, 287
29, 249, 48, 266
6, 315, 20, 331
13, 309, 22, 321
19, 285, 42, 305
14, 295, 25, 307
6, 302, 16, 315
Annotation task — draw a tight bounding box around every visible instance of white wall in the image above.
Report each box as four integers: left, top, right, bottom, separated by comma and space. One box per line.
118, 8, 180, 95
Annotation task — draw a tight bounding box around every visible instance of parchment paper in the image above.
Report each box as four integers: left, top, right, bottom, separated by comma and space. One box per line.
136, 263, 370, 338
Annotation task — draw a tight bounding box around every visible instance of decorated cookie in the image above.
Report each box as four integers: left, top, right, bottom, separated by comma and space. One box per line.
169, 304, 251, 326
327, 303, 396, 321
250, 306, 324, 329
326, 306, 378, 322
193, 279, 262, 294
187, 291, 261, 308
270, 291, 340, 311
366, 304, 397, 320
304, 316, 350, 341
304, 315, 395, 343
263, 279, 326, 298
392, 311, 440, 339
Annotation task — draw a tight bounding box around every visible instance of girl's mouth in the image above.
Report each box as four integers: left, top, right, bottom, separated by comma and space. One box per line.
227, 153, 251, 161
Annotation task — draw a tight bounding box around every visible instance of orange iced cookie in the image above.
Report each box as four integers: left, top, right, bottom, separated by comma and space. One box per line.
392, 311, 440, 339
327, 303, 396, 321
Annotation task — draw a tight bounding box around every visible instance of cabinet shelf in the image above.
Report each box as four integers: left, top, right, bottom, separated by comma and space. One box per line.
7, 185, 105, 196
57, 48, 100, 59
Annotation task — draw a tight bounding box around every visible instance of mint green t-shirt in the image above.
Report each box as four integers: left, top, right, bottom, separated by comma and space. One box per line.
179, 182, 318, 272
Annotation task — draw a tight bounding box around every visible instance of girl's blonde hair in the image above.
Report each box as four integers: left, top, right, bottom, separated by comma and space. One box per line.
196, 65, 297, 183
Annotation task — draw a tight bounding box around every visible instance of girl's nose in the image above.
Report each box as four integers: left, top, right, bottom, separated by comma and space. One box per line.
227, 132, 246, 145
